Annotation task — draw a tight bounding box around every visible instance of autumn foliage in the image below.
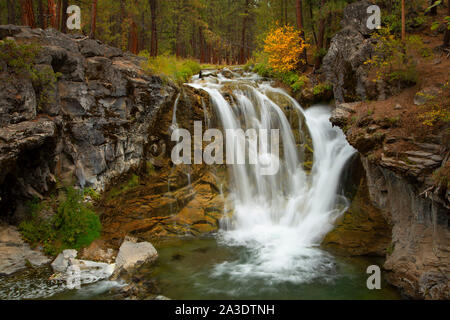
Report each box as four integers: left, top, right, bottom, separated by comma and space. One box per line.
263, 25, 308, 73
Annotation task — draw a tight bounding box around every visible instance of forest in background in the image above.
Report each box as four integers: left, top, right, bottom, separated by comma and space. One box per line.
0, 1, 449, 75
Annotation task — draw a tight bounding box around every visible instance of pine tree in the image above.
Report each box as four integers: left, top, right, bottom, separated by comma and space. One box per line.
90, 0, 98, 38
20, 0, 35, 28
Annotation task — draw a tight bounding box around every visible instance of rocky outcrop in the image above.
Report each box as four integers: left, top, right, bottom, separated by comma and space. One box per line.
322, 0, 376, 103
323, 155, 392, 256
0, 25, 175, 223
362, 156, 449, 300
98, 86, 229, 242
0, 224, 50, 275
330, 103, 450, 300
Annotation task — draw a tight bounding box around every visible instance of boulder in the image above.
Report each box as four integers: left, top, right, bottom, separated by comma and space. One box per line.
51, 249, 77, 273
330, 102, 360, 127
51, 249, 115, 286
115, 237, 158, 272
0, 224, 50, 276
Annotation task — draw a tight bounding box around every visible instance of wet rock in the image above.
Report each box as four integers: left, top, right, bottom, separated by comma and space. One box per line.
51, 249, 78, 273
51, 249, 115, 285
0, 224, 50, 276
323, 156, 391, 256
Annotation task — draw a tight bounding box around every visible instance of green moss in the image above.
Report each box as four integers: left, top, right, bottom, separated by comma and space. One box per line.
386, 242, 395, 256
146, 162, 156, 174
84, 187, 101, 201
107, 174, 140, 199
19, 187, 102, 256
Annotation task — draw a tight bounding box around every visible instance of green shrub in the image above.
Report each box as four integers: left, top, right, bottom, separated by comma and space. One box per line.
0, 39, 40, 76
19, 187, 101, 256
313, 83, 332, 96
365, 28, 422, 86
54, 187, 101, 250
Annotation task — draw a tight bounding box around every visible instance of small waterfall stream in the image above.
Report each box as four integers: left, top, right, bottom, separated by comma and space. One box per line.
189, 70, 356, 284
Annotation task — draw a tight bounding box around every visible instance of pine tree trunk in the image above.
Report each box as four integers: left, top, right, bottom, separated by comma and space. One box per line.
149, 0, 158, 57
90, 0, 98, 38
314, 0, 327, 69
7, 0, 16, 25
56, 0, 61, 30
37, 0, 45, 28
296, 0, 307, 65
199, 28, 205, 62
444, 0, 450, 47
47, 0, 57, 29
61, 0, 68, 33
129, 21, 139, 54
240, 0, 249, 64
20, 0, 36, 28
401, 0, 406, 41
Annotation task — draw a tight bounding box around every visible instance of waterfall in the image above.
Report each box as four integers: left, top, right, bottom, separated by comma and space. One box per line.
189, 71, 356, 284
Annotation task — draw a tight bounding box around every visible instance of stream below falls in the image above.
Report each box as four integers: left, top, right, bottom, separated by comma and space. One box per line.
0, 70, 402, 300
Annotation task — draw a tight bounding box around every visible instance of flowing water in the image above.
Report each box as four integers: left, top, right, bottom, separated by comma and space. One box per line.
0, 70, 402, 300
147, 70, 400, 299
188, 70, 357, 286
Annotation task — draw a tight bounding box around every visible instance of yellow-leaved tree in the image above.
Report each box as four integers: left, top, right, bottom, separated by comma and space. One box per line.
263, 25, 308, 73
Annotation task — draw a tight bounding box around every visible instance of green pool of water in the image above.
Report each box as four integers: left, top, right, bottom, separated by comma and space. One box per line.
0, 236, 402, 300
148, 237, 402, 300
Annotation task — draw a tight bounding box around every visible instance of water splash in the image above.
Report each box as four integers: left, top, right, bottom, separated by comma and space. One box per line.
189, 70, 356, 285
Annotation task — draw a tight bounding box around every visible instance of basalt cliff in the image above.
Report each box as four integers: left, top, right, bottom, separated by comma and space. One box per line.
322, 1, 449, 300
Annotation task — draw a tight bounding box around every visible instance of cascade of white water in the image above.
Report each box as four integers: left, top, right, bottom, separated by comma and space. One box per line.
171, 93, 181, 129
189, 71, 356, 284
